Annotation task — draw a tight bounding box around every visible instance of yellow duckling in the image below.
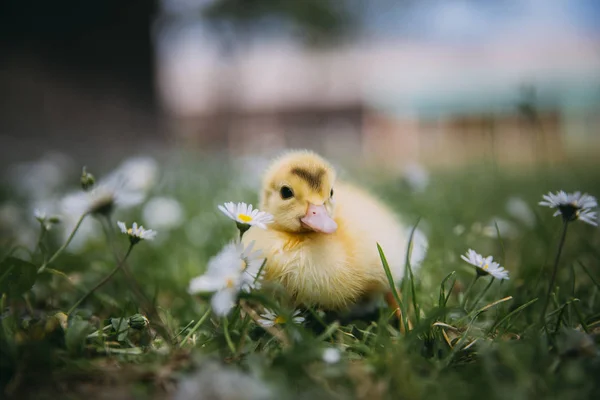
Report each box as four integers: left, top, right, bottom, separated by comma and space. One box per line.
242, 150, 426, 314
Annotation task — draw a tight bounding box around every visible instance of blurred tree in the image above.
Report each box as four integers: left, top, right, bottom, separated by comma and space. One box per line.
0, 0, 158, 107
202, 0, 356, 46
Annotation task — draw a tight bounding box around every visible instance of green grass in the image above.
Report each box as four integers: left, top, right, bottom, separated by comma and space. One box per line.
1, 152, 600, 399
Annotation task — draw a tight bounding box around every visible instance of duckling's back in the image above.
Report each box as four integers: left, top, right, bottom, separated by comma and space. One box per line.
333, 182, 412, 285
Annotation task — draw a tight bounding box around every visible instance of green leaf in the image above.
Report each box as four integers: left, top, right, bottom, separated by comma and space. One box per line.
0, 257, 37, 298
111, 317, 130, 342
65, 318, 93, 355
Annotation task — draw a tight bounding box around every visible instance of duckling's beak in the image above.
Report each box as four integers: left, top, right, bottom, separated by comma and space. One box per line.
301, 203, 337, 233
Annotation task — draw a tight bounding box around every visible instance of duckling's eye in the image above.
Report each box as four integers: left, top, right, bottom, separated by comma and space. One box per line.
330, 188, 334, 198
280, 186, 294, 200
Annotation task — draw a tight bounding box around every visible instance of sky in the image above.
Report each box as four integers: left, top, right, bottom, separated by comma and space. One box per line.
361, 0, 600, 44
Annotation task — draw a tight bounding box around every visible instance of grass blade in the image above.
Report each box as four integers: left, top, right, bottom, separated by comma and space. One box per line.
316, 321, 340, 342
577, 261, 600, 291
378, 243, 409, 333
490, 298, 538, 333
571, 298, 589, 333
439, 271, 457, 308
493, 220, 507, 264
179, 308, 211, 347
404, 217, 421, 324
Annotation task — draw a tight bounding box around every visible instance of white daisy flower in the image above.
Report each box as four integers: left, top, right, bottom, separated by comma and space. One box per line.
218, 202, 273, 230
461, 249, 509, 280
62, 174, 145, 217
188, 241, 265, 316
539, 191, 597, 226
257, 309, 305, 327
322, 348, 341, 364
239, 240, 266, 290
117, 221, 157, 244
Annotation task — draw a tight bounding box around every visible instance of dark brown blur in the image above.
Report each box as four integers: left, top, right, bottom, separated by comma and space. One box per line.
1, 0, 599, 170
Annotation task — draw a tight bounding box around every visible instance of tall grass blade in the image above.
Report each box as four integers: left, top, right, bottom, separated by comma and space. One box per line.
378, 243, 409, 333
493, 220, 507, 264
405, 217, 421, 323
491, 298, 538, 333
577, 261, 600, 291
571, 298, 589, 333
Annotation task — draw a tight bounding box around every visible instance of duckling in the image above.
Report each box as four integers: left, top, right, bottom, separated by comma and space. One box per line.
242, 150, 426, 316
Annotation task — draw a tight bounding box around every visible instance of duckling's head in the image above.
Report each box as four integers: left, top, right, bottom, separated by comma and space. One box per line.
260, 150, 337, 234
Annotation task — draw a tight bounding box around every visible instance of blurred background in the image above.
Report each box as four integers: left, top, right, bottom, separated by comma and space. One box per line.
2, 4, 600, 397
2, 0, 600, 170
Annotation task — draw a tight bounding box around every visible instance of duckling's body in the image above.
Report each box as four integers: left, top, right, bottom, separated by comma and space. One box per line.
243, 150, 424, 311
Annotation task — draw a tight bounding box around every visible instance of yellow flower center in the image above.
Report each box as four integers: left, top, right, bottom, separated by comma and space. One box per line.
238, 214, 253, 223
274, 316, 287, 324
226, 278, 235, 288
127, 228, 133, 235
240, 259, 248, 271
482, 264, 489, 270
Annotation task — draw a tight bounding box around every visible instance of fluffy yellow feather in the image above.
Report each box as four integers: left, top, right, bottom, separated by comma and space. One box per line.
242, 150, 417, 311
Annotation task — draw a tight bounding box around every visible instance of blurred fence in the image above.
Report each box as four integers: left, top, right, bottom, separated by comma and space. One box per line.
156, 14, 600, 168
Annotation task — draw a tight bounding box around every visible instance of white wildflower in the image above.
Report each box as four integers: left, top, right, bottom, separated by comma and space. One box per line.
142, 197, 184, 230
322, 348, 341, 364
188, 241, 265, 316
453, 224, 466, 236
110, 156, 158, 193
461, 249, 509, 280
403, 163, 430, 193
539, 191, 597, 226
506, 197, 536, 227
10, 153, 70, 200
240, 241, 266, 290
257, 309, 305, 327
117, 221, 157, 243
34, 209, 47, 222
174, 361, 273, 400
62, 174, 144, 216
218, 202, 273, 230
34, 209, 60, 230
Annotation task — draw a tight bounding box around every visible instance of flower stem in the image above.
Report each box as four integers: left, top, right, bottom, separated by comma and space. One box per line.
100, 216, 175, 344
38, 213, 87, 273
540, 220, 569, 326
35, 224, 48, 260
223, 317, 236, 353
67, 243, 134, 315
179, 308, 212, 347
462, 275, 479, 309
470, 278, 495, 311
236, 222, 250, 239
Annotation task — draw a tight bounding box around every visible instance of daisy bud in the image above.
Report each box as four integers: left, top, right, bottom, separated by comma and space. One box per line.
48, 215, 62, 224
128, 314, 150, 330
80, 167, 96, 191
